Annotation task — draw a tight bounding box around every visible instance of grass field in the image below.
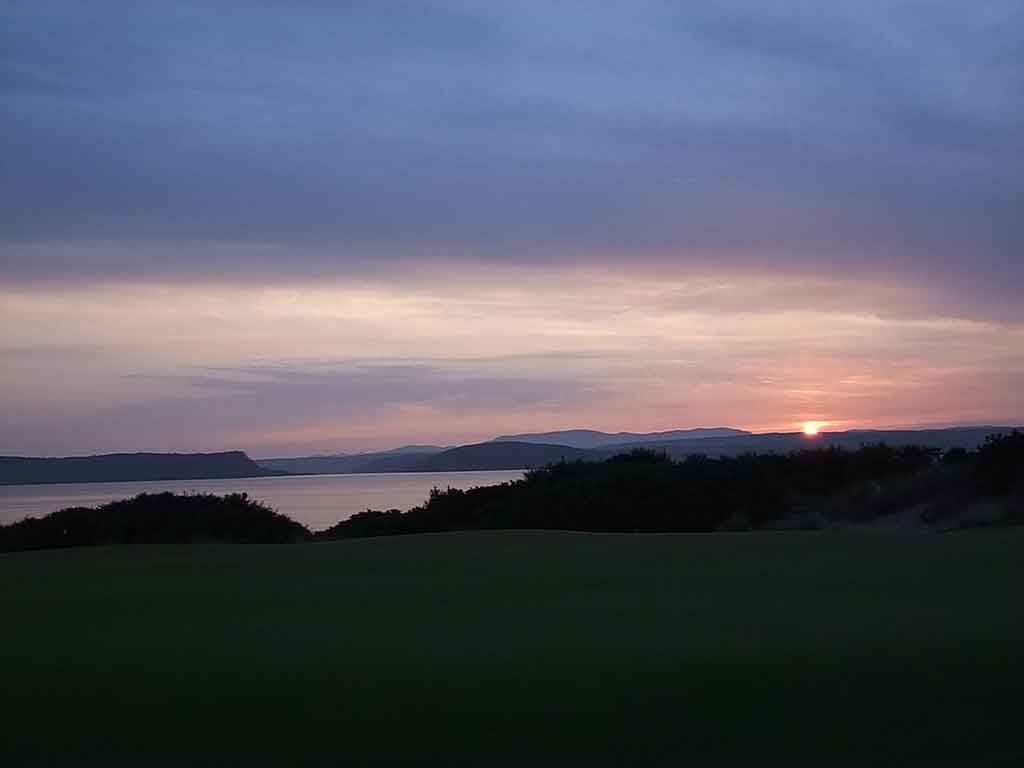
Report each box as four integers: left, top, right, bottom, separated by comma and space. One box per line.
2, 530, 1022, 766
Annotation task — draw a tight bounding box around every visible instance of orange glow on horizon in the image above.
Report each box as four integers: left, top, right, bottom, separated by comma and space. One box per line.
802, 421, 825, 436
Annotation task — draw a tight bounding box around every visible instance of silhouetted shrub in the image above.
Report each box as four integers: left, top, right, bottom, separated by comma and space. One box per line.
974, 431, 1024, 496
942, 447, 970, 464
317, 444, 952, 539
0, 492, 311, 552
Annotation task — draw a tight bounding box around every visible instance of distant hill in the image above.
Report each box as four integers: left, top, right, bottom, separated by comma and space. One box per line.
381, 445, 446, 455
257, 446, 447, 475
258, 442, 586, 475
257, 427, 1022, 476
493, 427, 749, 449
0, 451, 272, 486
606, 426, 1020, 459
413, 442, 591, 471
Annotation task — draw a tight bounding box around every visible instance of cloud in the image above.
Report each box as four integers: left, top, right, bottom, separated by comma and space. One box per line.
2, 2, 1021, 297
0, 357, 604, 456
2, 273, 1021, 454
2, 2, 1022, 453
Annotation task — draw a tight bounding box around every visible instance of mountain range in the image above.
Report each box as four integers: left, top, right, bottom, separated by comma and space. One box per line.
256, 426, 1017, 476
492, 427, 749, 449
2, 426, 1018, 485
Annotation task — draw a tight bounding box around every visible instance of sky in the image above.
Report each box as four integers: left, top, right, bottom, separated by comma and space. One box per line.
2, 1, 1022, 457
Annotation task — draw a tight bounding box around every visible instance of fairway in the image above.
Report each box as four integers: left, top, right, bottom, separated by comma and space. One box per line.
3, 531, 1023, 766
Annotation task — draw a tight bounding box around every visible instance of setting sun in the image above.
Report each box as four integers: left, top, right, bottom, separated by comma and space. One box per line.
802, 421, 825, 436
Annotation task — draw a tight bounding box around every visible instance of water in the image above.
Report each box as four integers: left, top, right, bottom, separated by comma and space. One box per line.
0, 471, 525, 531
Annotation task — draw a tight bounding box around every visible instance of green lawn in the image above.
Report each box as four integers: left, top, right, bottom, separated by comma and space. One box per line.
2, 530, 1022, 766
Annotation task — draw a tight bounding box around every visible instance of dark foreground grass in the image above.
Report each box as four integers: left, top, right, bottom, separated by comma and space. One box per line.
2, 531, 1022, 766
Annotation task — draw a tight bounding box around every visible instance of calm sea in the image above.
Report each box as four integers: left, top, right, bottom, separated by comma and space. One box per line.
0, 470, 524, 531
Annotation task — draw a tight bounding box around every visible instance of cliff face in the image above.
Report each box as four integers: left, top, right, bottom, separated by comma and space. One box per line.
0, 451, 269, 485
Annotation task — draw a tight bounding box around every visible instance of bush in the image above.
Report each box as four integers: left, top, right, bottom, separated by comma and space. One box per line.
974, 431, 1024, 496
0, 492, 311, 552
317, 444, 950, 539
